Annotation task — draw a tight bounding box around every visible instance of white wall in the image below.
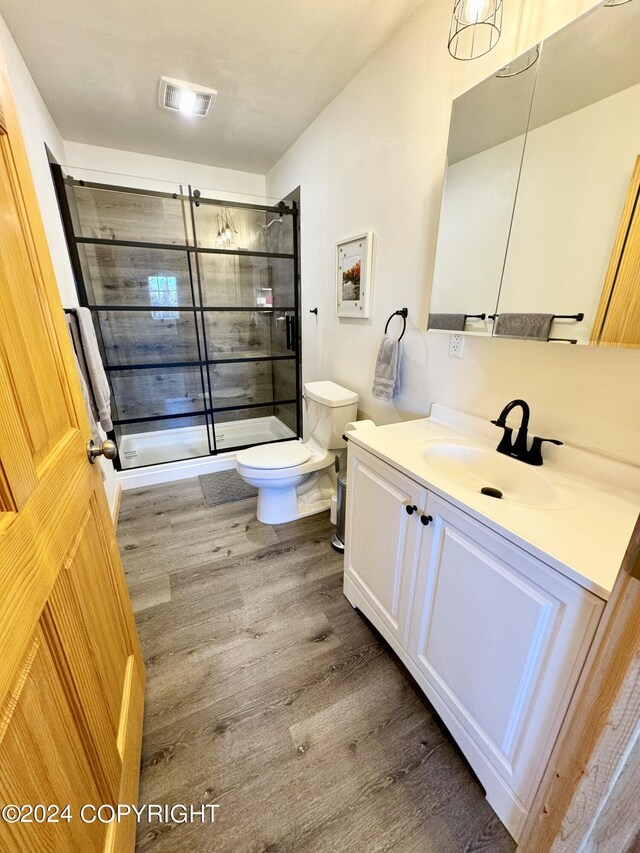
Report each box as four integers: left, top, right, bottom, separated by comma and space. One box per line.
431, 135, 524, 327
500, 82, 640, 339
0, 15, 76, 305
63, 141, 266, 202
267, 0, 640, 466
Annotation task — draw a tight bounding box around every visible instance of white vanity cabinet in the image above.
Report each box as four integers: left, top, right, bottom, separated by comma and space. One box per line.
343, 445, 427, 645
343, 443, 604, 841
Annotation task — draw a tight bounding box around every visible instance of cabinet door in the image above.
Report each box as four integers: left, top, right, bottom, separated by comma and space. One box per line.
344, 446, 426, 645
408, 493, 603, 818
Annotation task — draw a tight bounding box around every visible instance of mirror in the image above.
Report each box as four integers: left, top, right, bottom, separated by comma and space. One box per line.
429, 57, 538, 335
430, 0, 640, 348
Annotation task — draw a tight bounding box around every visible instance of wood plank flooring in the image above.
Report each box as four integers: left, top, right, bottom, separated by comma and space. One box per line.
118, 477, 515, 853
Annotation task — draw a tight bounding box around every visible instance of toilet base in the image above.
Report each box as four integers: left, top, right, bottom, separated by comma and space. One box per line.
255, 469, 335, 525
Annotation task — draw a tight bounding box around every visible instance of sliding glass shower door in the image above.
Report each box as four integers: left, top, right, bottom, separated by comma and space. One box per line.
53, 169, 301, 469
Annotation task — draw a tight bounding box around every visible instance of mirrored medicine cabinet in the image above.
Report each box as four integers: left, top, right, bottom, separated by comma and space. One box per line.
429, 0, 640, 348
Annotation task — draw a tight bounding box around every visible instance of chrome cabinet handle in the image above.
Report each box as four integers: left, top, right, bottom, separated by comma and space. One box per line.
87, 439, 118, 464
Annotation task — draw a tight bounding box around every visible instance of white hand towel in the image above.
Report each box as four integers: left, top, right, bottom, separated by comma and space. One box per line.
372, 335, 400, 401
75, 307, 113, 431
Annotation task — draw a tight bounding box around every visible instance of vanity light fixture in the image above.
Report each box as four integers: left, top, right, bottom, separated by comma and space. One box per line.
448, 0, 502, 61
496, 44, 540, 77
159, 77, 217, 117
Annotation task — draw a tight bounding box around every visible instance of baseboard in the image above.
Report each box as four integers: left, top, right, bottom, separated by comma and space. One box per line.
116, 450, 237, 491
111, 483, 122, 529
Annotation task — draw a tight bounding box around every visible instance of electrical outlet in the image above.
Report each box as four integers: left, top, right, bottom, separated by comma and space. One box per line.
448, 334, 464, 359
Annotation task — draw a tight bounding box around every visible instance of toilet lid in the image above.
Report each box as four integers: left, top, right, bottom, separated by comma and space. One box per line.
236, 441, 312, 470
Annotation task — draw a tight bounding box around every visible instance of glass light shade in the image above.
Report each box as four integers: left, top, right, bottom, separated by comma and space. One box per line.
449, 0, 502, 60
496, 45, 540, 78
454, 0, 498, 24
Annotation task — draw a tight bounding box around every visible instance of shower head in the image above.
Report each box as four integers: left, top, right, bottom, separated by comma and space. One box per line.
261, 216, 283, 230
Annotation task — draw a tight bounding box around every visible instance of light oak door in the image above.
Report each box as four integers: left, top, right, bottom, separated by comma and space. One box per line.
343, 445, 426, 645
591, 155, 640, 348
0, 41, 144, 853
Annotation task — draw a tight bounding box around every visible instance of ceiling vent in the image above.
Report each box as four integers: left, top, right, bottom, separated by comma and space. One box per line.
159, 77, 217, 117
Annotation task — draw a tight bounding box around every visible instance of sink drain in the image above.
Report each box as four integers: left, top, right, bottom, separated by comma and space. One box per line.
481, 486, 503, 499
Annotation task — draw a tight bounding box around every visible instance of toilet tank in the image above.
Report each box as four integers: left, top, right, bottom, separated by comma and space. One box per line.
304, 381, 359, 450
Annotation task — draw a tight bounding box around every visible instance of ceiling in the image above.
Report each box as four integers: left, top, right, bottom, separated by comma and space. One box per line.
0, 0, 424, 173
449, 0, 640, 164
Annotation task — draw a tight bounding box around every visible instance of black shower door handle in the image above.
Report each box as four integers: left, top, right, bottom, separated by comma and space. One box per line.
285, 314, 292, 350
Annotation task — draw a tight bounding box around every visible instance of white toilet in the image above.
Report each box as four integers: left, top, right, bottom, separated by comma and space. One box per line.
236, 380, 359, 524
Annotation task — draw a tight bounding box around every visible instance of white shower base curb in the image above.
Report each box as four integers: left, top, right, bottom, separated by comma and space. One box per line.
116, 451, 237, 490
115, 416, 296, 491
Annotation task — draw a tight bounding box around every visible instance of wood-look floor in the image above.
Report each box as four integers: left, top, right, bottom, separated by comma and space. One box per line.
118, 478, 515, 853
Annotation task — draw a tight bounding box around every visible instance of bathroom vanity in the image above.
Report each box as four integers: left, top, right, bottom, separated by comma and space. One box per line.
343, 407, 640, 842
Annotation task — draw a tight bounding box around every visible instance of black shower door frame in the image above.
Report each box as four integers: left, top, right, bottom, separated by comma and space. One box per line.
52, 168, 302, 470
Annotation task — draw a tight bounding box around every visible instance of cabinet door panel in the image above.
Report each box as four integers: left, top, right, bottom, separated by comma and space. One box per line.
344, 446, 425, 642
409, 493, 603, 809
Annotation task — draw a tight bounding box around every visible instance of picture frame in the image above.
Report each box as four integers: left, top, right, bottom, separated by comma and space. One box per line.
336, 232, 374, 318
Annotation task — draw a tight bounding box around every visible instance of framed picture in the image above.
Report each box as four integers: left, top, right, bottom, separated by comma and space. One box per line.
336, 232, 374, 318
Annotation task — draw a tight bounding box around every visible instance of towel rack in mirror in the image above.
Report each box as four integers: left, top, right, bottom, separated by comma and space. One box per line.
488, 312, 584, 322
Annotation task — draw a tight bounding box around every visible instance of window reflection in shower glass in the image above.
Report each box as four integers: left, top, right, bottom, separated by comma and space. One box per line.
148, 275, 179, 319
77, 245, 192, 307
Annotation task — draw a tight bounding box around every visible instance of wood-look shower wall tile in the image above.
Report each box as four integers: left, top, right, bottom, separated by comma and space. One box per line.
95, 311, 201, 366
209, 361, 274, 408
72, 186, 190, 246
109, 367, 206, 422
273, 359, 297, 402
275, 403, 297, 433
199, 255, 258, 307
204, 311, 273, 358
214, 405, 276, 425
194, 205, 268, 253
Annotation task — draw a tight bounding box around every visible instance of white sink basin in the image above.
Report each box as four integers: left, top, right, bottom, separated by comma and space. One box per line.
422, 441, 557, 507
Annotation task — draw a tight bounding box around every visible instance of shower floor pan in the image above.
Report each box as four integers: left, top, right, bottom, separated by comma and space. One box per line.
118, 416, 296, 469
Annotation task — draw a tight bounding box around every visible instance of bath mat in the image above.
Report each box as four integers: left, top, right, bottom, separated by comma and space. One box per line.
199, 469, 258, 507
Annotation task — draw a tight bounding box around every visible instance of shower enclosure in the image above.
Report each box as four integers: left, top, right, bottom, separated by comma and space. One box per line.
52, 167, 301, 470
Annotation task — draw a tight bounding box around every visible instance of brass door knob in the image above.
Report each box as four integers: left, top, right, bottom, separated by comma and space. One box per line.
87, 438, 118, 464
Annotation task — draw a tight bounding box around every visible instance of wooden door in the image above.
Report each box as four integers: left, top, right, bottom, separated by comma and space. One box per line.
407, 493, 603, 841
0, 40, 144, 853
343, 444, 426, 645
591, 155, 640, 348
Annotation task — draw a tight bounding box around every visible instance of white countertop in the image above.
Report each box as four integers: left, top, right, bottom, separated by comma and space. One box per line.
346, 406, 640, 600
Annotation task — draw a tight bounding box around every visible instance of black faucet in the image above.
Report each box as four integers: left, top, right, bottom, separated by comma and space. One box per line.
491, 399, 563, 466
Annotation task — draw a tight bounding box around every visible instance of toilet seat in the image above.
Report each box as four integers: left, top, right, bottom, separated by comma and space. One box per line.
236, 441, 312, 470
